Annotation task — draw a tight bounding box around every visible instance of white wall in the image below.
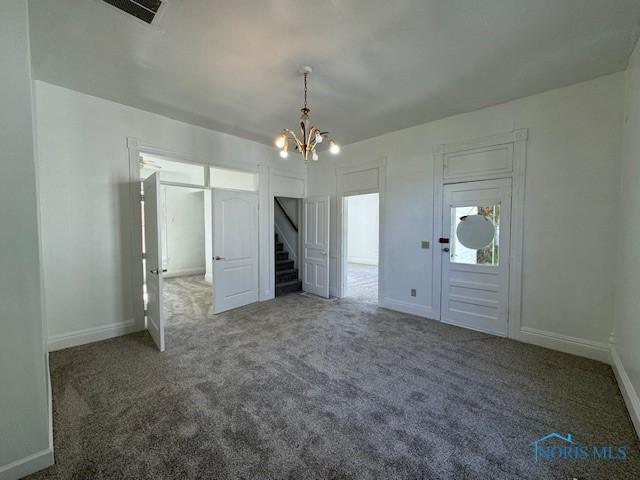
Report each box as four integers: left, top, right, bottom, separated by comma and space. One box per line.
308, 73, 624, 353
160, 186, 205, 277
347, 193, 379, 265
0, 1, 52, 477
35, 81, 303, 349
612, 38, 640, 433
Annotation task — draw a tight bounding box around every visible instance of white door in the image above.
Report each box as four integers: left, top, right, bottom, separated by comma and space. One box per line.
302, 196, 330, 298
211, 188, 259, 313
441, 179, 511, 336
143, 172, 165, 351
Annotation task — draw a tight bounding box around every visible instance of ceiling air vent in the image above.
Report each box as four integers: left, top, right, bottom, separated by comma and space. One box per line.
103, 0, 163, 25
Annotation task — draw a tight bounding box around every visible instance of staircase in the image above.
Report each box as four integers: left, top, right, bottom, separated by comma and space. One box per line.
275, 233, 302, 296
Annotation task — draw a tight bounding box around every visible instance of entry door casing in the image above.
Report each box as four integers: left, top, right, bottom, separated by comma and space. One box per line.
211, 188, 259, 313
302, 196, 330, 298
143, 172, 165, 351
441, 178, 512, 336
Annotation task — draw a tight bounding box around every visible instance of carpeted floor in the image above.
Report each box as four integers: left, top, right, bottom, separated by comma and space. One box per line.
27, 275, 639, 479
346, 263, 378, 303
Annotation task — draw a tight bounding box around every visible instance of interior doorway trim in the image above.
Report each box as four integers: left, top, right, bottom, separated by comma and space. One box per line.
267, 167, 306, 300
432, 129, 527, 339
335, 157, 387, 300
126, 137, 263, 328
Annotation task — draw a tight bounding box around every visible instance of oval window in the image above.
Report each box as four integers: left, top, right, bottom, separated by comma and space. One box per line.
456, 214, 495, 250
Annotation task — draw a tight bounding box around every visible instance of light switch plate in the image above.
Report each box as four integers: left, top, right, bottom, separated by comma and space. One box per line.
421, 240, 430, 249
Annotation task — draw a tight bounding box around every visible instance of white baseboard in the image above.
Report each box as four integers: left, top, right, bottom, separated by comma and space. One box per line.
379, 298, 435, 319
610, 347, 640, 437
0, 448, 53, 480
518, 327, 610, 363
164, 267, 205, 279
48, 319, 140, 351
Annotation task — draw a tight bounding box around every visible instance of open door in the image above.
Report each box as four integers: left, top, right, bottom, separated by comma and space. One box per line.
211, 188, 259, 313
143, 172, 165, 351
302, 196, 330, 298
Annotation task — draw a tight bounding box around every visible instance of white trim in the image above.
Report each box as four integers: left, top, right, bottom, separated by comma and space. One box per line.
518, 327, 610, 363
0, 448, 54, 480
610, 347, 640, 436
48, 319, 140, 352
336, 158, 387, 302
163, 267, 206, 279
442, 317, 507, 338
432, 129, 527, 339
379, 298, 435, 319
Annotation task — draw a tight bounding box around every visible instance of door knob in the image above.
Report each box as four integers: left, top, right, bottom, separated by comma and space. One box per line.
214, 256, 226, 261
442, 247, 450, 252
150, 268, 158, 274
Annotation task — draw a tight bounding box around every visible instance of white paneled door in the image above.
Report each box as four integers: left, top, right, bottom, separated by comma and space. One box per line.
441, 179, 512, 336
211, 188, 259, 313
143, 172, 165, 351
303, 196, 330, 298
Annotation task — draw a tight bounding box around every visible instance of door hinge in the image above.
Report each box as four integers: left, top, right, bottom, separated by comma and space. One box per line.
143, 309, 148, 316
140, 193, 145, 202
142, 252, 147, 260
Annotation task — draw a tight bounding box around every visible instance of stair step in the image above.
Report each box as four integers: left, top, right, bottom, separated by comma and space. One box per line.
276, 251, 289, 261
275, 279, 302, 296
275, 242, 284, 252
276, 259, 294, 271
276, 268, 298, 283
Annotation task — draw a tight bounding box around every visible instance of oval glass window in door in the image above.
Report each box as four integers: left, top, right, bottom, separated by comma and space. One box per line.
450, 204, 500, 265
456, 214, 495, 249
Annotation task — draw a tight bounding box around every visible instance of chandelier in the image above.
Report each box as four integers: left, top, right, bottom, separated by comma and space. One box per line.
274, 66, 340, 162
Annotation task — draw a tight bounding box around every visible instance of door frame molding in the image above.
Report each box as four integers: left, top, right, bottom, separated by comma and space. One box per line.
335, 157, 387, 300
266, 167, 306, 300
432, 129, 527, 339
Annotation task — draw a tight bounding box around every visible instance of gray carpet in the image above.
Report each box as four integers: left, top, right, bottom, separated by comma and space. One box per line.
346, 263, 378, 302
27, 275, 639, 479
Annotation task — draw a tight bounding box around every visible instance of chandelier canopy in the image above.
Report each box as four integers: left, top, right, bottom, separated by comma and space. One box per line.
274, 66, 339, 162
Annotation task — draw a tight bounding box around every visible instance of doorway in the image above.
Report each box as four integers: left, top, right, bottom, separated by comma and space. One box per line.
440, 179, 511, 336
274, 196, 302, 296
344, 193, 379, 302
433, 129, 527, 339
138, 152, 260, 351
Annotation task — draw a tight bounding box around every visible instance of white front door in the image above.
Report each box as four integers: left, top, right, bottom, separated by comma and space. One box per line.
441, 179, 512, 336
143, 172, 165, 351
211, 188, 259, 313
302, 196, 330, 298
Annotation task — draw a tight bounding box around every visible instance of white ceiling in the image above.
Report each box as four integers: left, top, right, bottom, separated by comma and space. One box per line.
29, 0, 640, 146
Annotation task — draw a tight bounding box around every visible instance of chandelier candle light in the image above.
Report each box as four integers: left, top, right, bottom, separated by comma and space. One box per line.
275, 66, 340, 162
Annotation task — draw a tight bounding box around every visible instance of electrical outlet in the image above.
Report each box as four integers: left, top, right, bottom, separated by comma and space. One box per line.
411, 288, 416, 297
421, 240, 430, 249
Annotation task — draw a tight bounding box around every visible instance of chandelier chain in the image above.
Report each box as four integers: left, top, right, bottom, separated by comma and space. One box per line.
304, 73, 308, 110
